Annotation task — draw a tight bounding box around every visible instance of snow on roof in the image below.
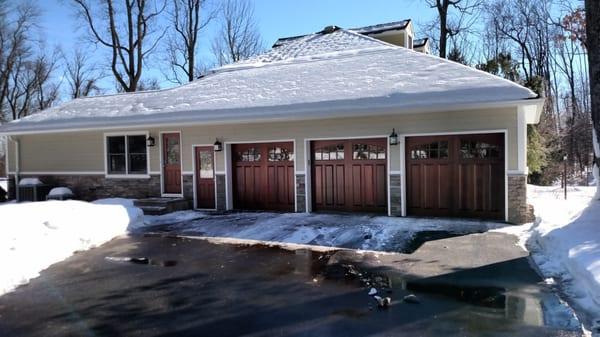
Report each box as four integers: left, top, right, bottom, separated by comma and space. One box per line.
0, 28, 537, 134
413, 38, 429, 48
350, 20, 411, 35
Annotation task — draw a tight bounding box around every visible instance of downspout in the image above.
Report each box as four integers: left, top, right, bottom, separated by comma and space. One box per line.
12, 136, 20, 201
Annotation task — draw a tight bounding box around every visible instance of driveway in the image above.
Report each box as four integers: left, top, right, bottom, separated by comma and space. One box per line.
0, 229, 581, 336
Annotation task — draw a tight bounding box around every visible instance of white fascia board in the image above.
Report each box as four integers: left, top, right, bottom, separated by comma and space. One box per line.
0, 98, 544, 136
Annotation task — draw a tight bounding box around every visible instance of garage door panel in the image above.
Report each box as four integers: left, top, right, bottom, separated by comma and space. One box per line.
407, 134, 504, 220
312, 139, 387, 213
232, 143, 294, 211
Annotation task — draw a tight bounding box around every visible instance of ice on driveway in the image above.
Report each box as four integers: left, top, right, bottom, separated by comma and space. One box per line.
142, 211, 506, 252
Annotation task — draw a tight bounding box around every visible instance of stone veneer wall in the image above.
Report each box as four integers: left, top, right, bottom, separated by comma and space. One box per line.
182, 174, 194, 200
296, 174, 306, 213
8, 174, 161, 201
389, 174, 402, 216
215, 174, 226, 211
507, 174, 534, 224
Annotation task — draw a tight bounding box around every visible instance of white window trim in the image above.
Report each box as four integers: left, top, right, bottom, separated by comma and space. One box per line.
103, 131, 150, 179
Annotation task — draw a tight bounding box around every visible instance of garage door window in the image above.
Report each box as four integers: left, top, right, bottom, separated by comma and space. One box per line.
238, 148, 261, 162
353, 144, 386, 160
410, 141, 449, 159
460, 141, 501, 159
268, 147, 294, 161
314, 144, 344, 160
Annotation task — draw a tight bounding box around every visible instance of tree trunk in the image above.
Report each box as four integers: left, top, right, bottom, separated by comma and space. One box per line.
586, 0, 600, 199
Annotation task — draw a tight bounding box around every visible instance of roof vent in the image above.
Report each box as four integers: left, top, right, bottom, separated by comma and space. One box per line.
320, 25, 340, 34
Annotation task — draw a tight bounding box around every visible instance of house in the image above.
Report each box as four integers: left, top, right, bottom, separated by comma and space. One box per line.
0, 20, 543, 224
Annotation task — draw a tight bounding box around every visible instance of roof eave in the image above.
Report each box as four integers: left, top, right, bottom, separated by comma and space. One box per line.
0, 97, 544, 136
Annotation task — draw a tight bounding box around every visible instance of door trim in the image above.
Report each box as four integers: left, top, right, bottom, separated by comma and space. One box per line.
224, 139, 297, 212
192, 144, 217, 211
160, 131, 184, 197
304, 135, 390, 214
400, 129, 508, 222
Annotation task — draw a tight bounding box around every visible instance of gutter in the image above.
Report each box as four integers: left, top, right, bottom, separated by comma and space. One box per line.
0, 98, 546, 136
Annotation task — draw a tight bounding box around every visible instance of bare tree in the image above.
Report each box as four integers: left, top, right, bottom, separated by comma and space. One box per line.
72, 0, 166, 92
585, 0, 600, 198
0, 1, 38, 121
163, 0, 214, 83
211, 0, 262, 66
63, 49, 104, 99
425, 0, 483, 58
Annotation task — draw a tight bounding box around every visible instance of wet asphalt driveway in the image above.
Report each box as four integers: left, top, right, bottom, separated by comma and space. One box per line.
0, 232, 582, 337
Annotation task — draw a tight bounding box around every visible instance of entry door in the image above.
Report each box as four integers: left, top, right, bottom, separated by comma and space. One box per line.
194, 146, 215, 209
162, 133, 182, 195
311, 138, 387, 213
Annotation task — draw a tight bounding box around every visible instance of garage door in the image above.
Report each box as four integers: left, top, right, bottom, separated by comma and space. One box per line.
232, 142, 295, 211
311, 138, 387, 213
406, 133, 505, 219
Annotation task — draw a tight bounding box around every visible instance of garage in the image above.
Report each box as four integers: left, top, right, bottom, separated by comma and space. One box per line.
231, 142, 295, 211
311, 138, 387, 213
406, 133, 505, 219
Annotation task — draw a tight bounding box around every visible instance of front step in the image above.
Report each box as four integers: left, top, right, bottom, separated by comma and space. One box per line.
134, 197, 191, 215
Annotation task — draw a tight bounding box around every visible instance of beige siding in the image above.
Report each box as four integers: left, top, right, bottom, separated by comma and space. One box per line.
7, 107, 520, 174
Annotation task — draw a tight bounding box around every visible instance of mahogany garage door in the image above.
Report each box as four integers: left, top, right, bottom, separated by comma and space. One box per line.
406, 133, 505, 220
232, 142, 295, 211
311, 138, 387, 213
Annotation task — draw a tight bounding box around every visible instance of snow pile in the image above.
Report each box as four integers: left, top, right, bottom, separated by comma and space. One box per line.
48, 187, 73, 196
0, 199, 143, 295
142, 211, 504, 252
18, 178, 42, 186
520, 185, 600, 325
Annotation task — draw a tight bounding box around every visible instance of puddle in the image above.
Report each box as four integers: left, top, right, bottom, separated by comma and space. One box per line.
105, 256, 178, 267
402, 230, 479, 254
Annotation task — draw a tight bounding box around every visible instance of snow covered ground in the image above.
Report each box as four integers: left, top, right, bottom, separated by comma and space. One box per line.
0, 199, 143, 295
141, 211, 506, 252
496, 185, 600, 333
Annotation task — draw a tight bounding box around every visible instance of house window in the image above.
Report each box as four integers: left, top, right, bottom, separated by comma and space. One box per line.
314, 144, 344, 161
268, 147, 294, 161
410, 141, 449, 159
106, 134, 148, 175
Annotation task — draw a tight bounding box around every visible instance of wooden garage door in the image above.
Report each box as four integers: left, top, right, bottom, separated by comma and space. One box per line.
232, 142, 295, 211
311, 138, 387, 213
406, 133, 505, 219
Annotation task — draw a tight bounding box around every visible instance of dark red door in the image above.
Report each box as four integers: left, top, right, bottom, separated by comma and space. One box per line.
311, 138, 387, 213
406, 133, 505, 219
162, 133, 182, 194
232, 142, 294, 211
195, 146, 215, 209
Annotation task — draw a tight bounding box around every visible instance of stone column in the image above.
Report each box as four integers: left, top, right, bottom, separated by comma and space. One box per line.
296, 174, 306, 213
389, 173, 402, 216
215, 174, 227, 211
507, 174, 533, 224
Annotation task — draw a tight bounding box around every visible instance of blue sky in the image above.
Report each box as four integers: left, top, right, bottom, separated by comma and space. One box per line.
36, 0, 435, 90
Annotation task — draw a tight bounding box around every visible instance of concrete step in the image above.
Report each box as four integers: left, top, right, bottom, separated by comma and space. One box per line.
134, 197, 191, 215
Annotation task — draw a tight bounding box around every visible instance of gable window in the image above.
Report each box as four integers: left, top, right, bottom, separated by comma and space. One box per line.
106, 133, 148, 176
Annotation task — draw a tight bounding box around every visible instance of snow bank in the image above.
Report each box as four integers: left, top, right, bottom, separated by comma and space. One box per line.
522, 185, 600, 325
0, 199, 143, 295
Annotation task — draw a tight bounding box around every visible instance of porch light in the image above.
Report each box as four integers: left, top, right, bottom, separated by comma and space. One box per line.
146, 136, 156, 147
214, 139, 223, 152
389, 129, 398, 146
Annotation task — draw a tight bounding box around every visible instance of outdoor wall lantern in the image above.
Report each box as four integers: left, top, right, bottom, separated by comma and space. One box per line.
214, 139, 223, 152
389, 128, 398, 146
146, 136, 156, 147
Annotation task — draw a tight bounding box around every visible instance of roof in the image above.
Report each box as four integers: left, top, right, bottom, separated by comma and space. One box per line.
413, 38, 429, 48
0, 27, 538, 135
349, 20, 411, 35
